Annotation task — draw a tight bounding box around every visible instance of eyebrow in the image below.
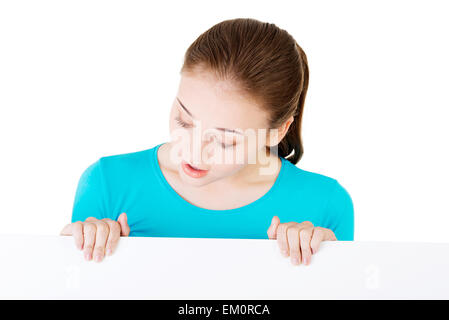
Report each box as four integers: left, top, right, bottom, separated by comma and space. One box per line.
176, 97, 244, 135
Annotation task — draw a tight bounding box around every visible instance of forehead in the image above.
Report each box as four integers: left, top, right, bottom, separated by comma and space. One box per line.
177, 72, 269, 130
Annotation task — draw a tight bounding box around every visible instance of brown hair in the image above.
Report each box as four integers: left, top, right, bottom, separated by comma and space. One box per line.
180, 18, 309, 165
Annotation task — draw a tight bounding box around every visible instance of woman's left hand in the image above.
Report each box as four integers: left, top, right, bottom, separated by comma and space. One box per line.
267, 216, 337, 266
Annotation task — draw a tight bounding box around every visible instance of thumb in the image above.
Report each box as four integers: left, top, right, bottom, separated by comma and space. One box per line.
267, 216, 280, 239
117, 212, 130, 236
60, 223, 73, 236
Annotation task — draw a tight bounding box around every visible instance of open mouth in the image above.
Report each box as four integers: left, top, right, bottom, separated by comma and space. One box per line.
181, 161, 209, 178
188, 163, 207, 171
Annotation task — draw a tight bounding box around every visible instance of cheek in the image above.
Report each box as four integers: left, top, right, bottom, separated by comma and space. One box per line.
169, 119, 190, 147
206, 142, 248, 165
212, 162, 247, 177
168, 110, 178, 133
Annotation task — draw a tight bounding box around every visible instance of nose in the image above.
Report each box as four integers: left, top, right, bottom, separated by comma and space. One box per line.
188, 132, 215, 168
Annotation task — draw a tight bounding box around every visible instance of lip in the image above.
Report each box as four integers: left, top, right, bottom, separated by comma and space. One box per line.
181, 160, 209, 178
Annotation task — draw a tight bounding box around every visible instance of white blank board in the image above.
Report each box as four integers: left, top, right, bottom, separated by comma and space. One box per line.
0, 235, 448, 299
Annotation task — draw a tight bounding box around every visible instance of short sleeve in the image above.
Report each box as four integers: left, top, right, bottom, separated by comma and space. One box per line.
324, 180, 354, 241
71, 159, 108, 223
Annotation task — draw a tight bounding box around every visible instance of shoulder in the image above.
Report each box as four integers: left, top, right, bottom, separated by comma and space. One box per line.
98, 147, 154, 170
80, 144, 160, 190
72, 144, 162, 223
279, 158, 339, 196
279, 158, 354, 240
278, 158, 353, 212
92, 144, 162, 180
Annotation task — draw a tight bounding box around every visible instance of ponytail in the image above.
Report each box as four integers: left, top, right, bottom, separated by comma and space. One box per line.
276, 43, 309, 165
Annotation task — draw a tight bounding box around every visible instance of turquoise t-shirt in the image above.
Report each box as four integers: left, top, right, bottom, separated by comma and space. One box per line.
71, 142, 354, 240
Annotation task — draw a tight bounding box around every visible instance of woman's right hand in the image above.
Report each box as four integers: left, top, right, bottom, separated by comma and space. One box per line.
60, 212, 130, 262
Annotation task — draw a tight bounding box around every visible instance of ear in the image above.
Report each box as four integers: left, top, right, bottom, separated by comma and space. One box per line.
266, 116, 294, 147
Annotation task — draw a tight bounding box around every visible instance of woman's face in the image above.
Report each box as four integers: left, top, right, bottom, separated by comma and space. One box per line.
167, 70, 284, 188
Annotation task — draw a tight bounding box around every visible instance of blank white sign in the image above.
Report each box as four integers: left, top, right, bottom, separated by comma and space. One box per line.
0, 235, 448, 299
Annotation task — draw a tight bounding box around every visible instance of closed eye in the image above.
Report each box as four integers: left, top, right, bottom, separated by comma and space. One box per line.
175, 116, 236, 149
175, 116, 192, 128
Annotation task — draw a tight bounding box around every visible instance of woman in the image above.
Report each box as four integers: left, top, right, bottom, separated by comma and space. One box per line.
61, 18, 354, 266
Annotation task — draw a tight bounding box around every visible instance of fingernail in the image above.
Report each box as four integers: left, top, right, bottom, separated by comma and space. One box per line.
94, 254, 102, 262
281, 250, 288, 257
106, 248, 112, 256
291, 256, 300, 265
303, 256, 309, 265
84, 252, 92, 260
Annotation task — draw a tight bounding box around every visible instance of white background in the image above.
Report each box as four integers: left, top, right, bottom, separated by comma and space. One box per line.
0, 0, 448, 242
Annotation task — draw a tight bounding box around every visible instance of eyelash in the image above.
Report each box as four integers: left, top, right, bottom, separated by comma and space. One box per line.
174, 116, 235, 149
175, 116, 192, 129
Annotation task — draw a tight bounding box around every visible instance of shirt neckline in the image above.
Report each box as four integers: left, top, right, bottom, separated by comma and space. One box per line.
150, 142, 286, 213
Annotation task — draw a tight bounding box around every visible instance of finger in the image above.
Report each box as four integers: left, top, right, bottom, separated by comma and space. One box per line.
267, 216, 280, 239
103, 219, 121, 256
326, 229, 338, 241
299, 227, 313, 265
60, 223, 72, 236
117, 212, 130, 236
310, 227, 326, 254
71, 221, 84, 250
277, 222, 296, 257
92, 220, 109, 262
287, 227, 301, 265
83, 222, 97, 261
310, 227, 337, 255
